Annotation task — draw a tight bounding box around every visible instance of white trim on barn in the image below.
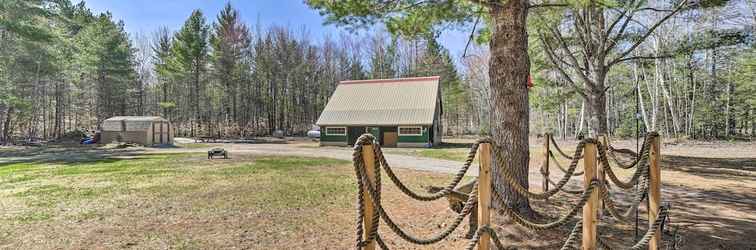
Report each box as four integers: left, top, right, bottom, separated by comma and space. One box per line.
325, 127, 347, 136
398, 126, 423, 136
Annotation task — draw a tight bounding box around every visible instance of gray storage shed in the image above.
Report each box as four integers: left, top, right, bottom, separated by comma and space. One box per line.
100, 116, 173, 145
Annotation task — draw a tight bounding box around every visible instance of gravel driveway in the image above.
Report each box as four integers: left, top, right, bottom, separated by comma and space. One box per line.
154, 141, 484, 176
1, 139, 558, 187
152, 140, 558, 188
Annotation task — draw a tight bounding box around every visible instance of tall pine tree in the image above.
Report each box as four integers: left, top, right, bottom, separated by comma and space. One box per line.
171, 10, 209, 137
211, 3, 251, 125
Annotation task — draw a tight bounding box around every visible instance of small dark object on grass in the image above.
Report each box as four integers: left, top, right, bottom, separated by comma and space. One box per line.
208, 148, 228, 159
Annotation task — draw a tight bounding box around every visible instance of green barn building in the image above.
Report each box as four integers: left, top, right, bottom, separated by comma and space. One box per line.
316, 76, 442, 147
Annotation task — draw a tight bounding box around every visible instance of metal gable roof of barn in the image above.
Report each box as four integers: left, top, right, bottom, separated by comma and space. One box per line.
316, 76, 440, 126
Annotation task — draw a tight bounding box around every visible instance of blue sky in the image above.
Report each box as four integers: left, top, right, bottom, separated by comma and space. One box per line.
78, 0, 473, 58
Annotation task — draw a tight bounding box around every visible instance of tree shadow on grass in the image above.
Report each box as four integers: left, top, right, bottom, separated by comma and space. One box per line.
0, 146, 149, 167
662, 155, 755, 181
661, 184, 756, 249
436, 142, 474, 148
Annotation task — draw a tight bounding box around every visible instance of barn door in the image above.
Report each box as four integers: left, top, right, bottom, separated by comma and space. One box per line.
152, 123, 156, 144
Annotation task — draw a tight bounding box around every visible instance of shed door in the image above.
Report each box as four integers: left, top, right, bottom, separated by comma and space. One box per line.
383, 132, 398, 147
367, 127, 379, 138
152, 123, 156, 144
347, 127, 364, 145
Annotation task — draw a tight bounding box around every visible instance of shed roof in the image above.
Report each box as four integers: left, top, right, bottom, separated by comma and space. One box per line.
316, 76, 440, 126
103, 116, 168, 122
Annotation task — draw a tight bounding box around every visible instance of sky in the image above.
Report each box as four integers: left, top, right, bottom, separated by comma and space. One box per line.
77, 0, 474, 58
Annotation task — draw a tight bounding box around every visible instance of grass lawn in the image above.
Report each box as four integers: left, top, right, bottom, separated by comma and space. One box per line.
383, 147, 473, 162
384, 146, 552, 163
174, 143, 212, 149
0, 153, 357, 248
0, 152, 479, 249
0, 141, 752, 249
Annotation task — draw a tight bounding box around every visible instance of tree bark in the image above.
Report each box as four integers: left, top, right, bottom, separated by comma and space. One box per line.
2, 107, 13, 145
587, 86, 608, 136
488, 0, 532, 214
577, 100, 585, 137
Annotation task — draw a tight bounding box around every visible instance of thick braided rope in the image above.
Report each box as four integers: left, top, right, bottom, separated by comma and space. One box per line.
357, 158, 480, 245
600, 206, 670, 250
559, 221, 582, 250
494, 139, 590, 200
598, 237, 614, 250
598, 134, 655, 190
549, 150, 584, 176
494, 179, 601, 230
601, 147, 651, 224
601, 189, 642, 223
602, 134, 645, 170
353, 165, 366, 249
373, 138, 489, 201
601, 170, 650, 224
550, 136, 583, 160
607, 145, 641, 169
353, 156, 365, 249
353, 141, 371, 249
375, 234, 388, 250
463, 226, 507, 250
630, 206, 669, 250
352, 135, 382, 248
372, 178, 478, 245
547, 178, 583, 195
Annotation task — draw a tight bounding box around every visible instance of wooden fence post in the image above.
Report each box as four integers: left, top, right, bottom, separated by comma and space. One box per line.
648, 135, 662, 250
582, 142, 598, 250
543, 133, 550, 193
361, 144, 377, 250
478, 143, 492, 250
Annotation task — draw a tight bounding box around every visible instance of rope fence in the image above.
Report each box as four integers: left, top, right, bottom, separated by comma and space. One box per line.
351, 132, 667, 250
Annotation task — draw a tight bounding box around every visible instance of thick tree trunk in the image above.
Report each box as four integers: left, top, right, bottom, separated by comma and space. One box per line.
586, 68, 609, 136
587, 89, 608, 136
489, 1, 531, 214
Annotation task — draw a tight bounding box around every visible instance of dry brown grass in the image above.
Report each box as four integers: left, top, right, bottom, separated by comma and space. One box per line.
0, 139, 753, 249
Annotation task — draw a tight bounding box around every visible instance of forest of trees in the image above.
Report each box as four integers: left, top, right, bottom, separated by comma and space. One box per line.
0, 0, 753, 144
523, 0, 756, 139
0, 1, 473, 142
458, 0, 755, 140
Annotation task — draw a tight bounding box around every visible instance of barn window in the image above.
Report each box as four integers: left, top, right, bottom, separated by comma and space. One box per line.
398, 126, 422, 136
325, 127, 346, 136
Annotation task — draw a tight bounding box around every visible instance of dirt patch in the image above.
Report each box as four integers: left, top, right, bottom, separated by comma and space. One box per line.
543, 138, 756, 249
0, 139, 754, 249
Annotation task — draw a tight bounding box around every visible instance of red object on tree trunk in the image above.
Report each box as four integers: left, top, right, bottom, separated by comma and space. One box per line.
527, 75, 534, 88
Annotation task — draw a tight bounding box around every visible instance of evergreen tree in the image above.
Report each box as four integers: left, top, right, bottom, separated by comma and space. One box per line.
211, 3, 251, 124
72, 14, 136, 121
152, 27, 176, 118
413, 34, 469, 134
171, 10, 209, 137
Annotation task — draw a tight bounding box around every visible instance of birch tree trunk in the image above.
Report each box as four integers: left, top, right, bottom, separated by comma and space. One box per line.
577, 100, 585, 137
659, 61, 680, 136
634, 62, 651, 129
